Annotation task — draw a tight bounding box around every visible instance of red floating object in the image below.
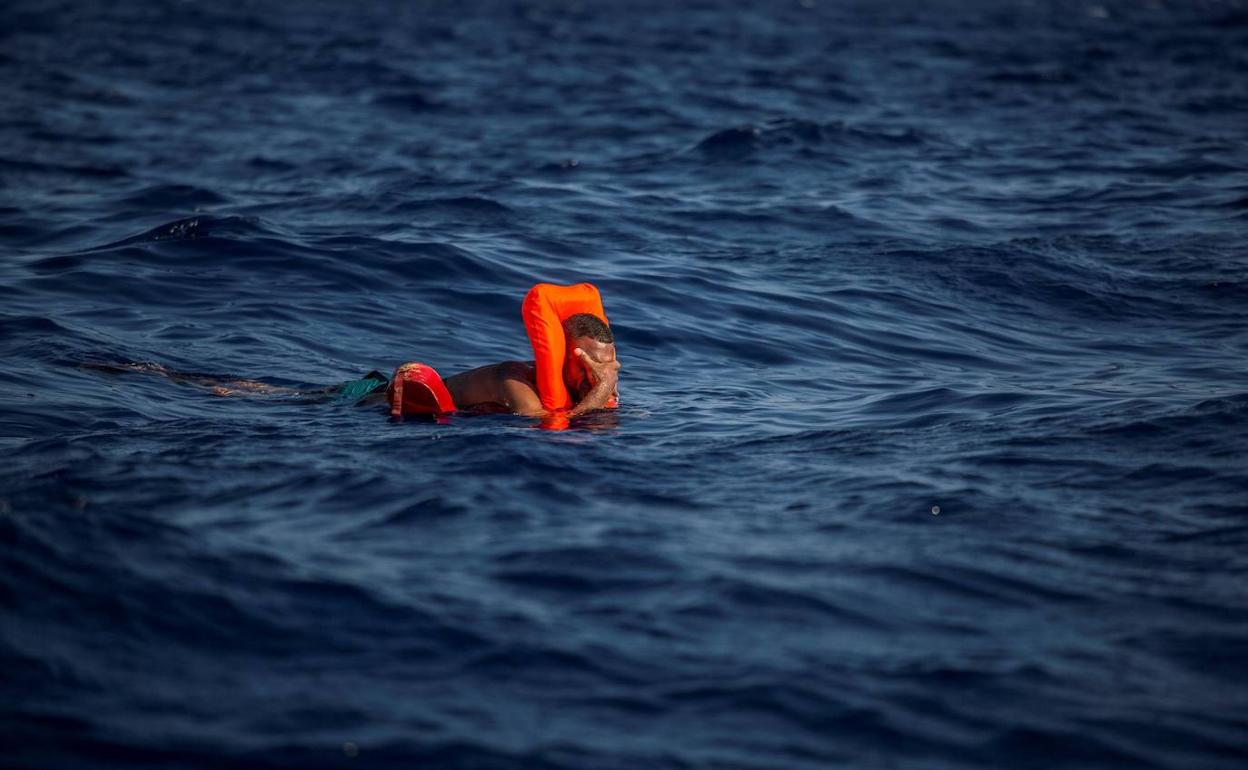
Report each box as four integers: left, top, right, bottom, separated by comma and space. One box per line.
387, 362, 456, 418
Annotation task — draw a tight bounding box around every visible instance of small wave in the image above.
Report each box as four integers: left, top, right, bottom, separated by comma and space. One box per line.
85, 216, 265, 252
119, 184, 228, 210
878, 235, 1230, 324
389, 195, 513, 217
370, 90, 443, 113
0, 155, 129, 179
984, 68, 1078, 85
25, 127, 121, 146
1211, 10, 1248, 28
0, 315, 72, 341
694, 125, 763, 157
707, 574, 891, 628
691, 118, 935, 161
349, 496, 470, 532
1180, 94, 1248, 115
490, 544, 680, 594
245, 155, 296, 172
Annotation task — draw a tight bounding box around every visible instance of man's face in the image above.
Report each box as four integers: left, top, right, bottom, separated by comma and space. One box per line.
563, 335, 617, 399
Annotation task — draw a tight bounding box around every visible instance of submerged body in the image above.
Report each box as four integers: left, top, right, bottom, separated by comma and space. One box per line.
358, 361, 545, 416
377, 337, 617, 418
90, 318, 619, 420
88, 285, 620, 420
369, 312, 619, 418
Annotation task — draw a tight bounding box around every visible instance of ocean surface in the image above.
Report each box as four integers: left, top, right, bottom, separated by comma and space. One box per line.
2, 0, 1247, 767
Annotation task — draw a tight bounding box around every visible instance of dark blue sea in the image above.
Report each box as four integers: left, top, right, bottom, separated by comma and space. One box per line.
2, 0, 1247, 767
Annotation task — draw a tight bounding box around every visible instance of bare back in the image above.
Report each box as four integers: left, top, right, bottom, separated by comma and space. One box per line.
442, 361, 543, 415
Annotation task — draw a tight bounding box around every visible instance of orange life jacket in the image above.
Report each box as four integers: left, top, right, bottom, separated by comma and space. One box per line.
521, 282, 616, 412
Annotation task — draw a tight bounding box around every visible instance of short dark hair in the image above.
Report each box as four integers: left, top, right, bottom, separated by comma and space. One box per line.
564, 313, 614, 343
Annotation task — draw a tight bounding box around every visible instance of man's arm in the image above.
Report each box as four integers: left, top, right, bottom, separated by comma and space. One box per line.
499, 375, 546, 417
499, 349, 619, 418
487, 362, 545, 417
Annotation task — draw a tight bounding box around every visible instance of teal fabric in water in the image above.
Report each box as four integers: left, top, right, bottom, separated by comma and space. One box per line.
332, 377, 386, 404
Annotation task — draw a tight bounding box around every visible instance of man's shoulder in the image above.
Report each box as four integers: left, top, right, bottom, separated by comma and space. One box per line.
492, 360, 536, 383
491, 360, 542, 415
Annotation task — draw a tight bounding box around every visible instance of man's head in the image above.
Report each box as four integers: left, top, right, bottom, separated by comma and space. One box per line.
562, 313, 616, 398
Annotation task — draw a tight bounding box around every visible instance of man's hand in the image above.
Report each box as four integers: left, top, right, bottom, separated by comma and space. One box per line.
575, 347, 620, 388
567, 347, 620, 417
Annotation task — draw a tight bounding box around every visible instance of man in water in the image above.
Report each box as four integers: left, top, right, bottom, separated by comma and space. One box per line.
435, 313, 619, 418
93, 313, 620, 419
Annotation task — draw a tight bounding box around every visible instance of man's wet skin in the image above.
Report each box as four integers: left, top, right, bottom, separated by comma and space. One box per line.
80, 361, 304, 397
440, 334, 619, 417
